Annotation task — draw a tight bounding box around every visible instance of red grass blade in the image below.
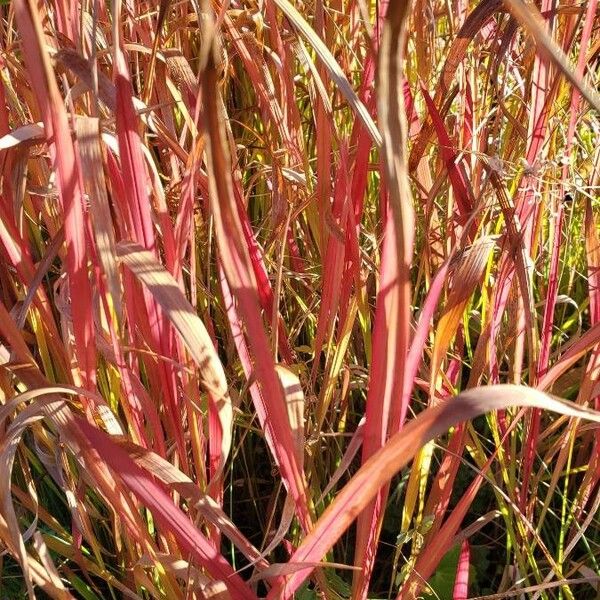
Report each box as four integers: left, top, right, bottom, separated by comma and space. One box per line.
200, 27, 312, 531
352, 0, 416, 593
117, 241, 233, 483
453, 540, 470, 600
14, 0, 96, 388
75, 418, 258, 600
420, 85, 474, 227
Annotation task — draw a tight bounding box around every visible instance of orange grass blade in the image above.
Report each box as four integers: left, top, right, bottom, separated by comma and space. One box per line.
268, 385, 600, 598
538, 321, 600, 390
431, 237, 497, 385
